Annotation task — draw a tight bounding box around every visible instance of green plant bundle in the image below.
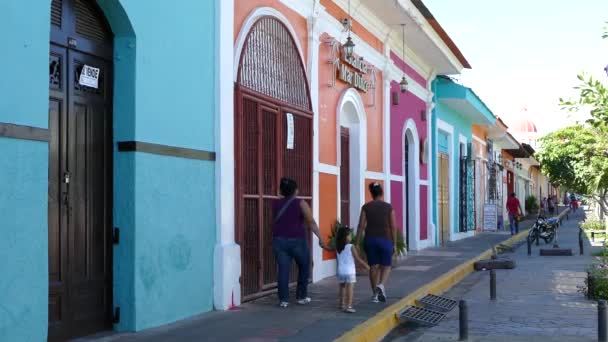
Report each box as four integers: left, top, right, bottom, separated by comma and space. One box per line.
581, 220, 606, 231
525, 195, 539, 212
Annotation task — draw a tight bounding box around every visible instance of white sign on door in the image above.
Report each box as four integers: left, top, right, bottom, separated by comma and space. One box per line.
79, 65, 100, 89
286, 113, 295, 150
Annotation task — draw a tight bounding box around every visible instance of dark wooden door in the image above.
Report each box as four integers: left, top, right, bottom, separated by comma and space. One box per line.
49, 0, 113, 339
340, 127, 350, 227
404, 139, 410, 249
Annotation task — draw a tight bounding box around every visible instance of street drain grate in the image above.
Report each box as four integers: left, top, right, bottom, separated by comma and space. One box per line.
397, 305, 445, 326
417, 294, 457, 312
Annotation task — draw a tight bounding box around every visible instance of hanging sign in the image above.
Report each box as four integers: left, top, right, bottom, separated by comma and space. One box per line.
483, 203, 498, 231
338, 53, 371, 92
286, 113, 294, 150
79, 65, 100, 89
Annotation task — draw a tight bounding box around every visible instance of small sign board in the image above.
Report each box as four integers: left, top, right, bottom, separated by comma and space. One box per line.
483, 203, 498, 231
286, 113, 294, 150
79, 65, 100, 89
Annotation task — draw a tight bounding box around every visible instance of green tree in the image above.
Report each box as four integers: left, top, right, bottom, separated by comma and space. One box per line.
537, 22, 608, 218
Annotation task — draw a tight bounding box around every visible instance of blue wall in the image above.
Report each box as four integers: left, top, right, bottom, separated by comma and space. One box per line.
0, 1, 51, 341
0, 138, 48, 342
0, 0, 217, 338
432, 84, 473, 242
105, 0, 218, 331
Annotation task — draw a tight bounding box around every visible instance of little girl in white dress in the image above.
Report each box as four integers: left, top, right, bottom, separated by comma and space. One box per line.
323, 226, 369, 313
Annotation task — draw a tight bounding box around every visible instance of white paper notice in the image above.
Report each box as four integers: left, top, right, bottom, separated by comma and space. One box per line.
79, 65, 100, 89
286, 113, 294, 150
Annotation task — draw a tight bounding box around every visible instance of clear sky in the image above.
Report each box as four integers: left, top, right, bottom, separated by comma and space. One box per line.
424, 0, 608, 134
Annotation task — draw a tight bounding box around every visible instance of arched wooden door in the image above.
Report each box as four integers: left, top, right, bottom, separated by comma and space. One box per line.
48, 0, 113, 339
235, 17, 313, 301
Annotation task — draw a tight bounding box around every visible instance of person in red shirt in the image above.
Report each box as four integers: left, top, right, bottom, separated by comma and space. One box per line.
506, 192, 523, 235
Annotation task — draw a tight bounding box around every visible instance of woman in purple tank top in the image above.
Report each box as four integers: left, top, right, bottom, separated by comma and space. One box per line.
272, 178, 326, 308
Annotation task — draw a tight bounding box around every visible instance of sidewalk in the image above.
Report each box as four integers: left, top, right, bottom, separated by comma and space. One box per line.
386, 208, 598, 342
82, 217, 540, 342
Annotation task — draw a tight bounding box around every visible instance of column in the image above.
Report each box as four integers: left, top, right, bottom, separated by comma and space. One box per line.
214, 0, 241, 310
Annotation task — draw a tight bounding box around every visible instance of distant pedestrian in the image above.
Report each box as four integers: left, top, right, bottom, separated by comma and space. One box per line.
506, 192, 523, 236
322, 226, 369, 313
272, 178, 326, 308
570, 194, 579, 213
355, 182, 397, 303
541, 197, 548, 215
547, 196, 555, 215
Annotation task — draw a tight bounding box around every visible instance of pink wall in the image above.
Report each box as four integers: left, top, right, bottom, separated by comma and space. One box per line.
389, 52, 430, 245
391, 181, 404, 233
389, 49, 428, 180
420, 186, 428, 240
390, 51, 426, 88
389, 82, 428, 180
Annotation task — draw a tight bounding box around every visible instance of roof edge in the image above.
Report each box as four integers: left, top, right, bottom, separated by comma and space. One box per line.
411, 0, 471, 69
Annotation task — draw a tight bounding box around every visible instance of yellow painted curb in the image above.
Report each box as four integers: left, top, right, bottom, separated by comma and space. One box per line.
334, 229, 530, 342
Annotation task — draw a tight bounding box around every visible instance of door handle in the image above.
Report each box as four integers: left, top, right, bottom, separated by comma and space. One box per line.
62, 191, 69, 206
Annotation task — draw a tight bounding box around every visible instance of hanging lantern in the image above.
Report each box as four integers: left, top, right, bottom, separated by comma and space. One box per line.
343, 36, 355, 59
399, 76, 408, 93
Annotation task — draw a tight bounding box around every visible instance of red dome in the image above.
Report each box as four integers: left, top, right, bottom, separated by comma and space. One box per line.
514, 109, 537, 133
516, 119, 537, 133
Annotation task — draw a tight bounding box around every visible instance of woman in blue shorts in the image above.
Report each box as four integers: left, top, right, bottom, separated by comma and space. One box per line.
355, 182, 397, 303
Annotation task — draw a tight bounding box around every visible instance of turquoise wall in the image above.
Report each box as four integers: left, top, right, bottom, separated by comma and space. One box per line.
131, 153, 215, 330
0, 0, 217, 338
432, 85, 473, 242
0, 2, 51, 341
0, 138, 48, 342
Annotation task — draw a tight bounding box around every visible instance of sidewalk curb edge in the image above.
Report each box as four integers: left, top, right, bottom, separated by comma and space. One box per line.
334, 229, 530, 342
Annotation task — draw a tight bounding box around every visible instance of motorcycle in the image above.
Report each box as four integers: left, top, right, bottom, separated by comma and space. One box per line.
528, 215, 558, 245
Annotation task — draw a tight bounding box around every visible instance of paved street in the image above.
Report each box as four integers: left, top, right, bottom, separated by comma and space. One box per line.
80, 219, 539, 342
385, 209, 599, 342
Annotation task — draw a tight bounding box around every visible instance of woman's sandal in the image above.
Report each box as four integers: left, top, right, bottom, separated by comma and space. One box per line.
344, 306, 356, 313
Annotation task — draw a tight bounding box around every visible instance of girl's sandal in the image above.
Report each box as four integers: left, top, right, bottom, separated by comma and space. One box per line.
344, 306, 356, 313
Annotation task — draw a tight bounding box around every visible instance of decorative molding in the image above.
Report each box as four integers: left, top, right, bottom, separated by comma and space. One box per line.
117, 141, 216, 161
366, 171, 385, 180
472, 134, 486, 146
317, 162, 340, 175
390, 174, 403, 182
0, 122, 49, 142
437, 118, 454, 134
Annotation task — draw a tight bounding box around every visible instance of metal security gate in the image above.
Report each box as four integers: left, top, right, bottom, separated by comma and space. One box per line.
48, 0, 113, 340
340, 127, 350, 227
235, 17, 313, 301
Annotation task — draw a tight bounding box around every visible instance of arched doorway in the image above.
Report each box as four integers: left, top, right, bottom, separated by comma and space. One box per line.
234, 16, 313, 301
403, 120, 420, 250
337, 89, 366, 228
48, 0, 114, 339
403, 138, 410, 248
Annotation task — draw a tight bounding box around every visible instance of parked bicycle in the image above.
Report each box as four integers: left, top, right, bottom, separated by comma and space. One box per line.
528, 215, 558, 245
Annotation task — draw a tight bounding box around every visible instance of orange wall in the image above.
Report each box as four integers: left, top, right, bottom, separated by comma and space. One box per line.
471, 125, 487, 140
234, 0, 309, 66
319, 173, 338, 260
317, 33, 384, 172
